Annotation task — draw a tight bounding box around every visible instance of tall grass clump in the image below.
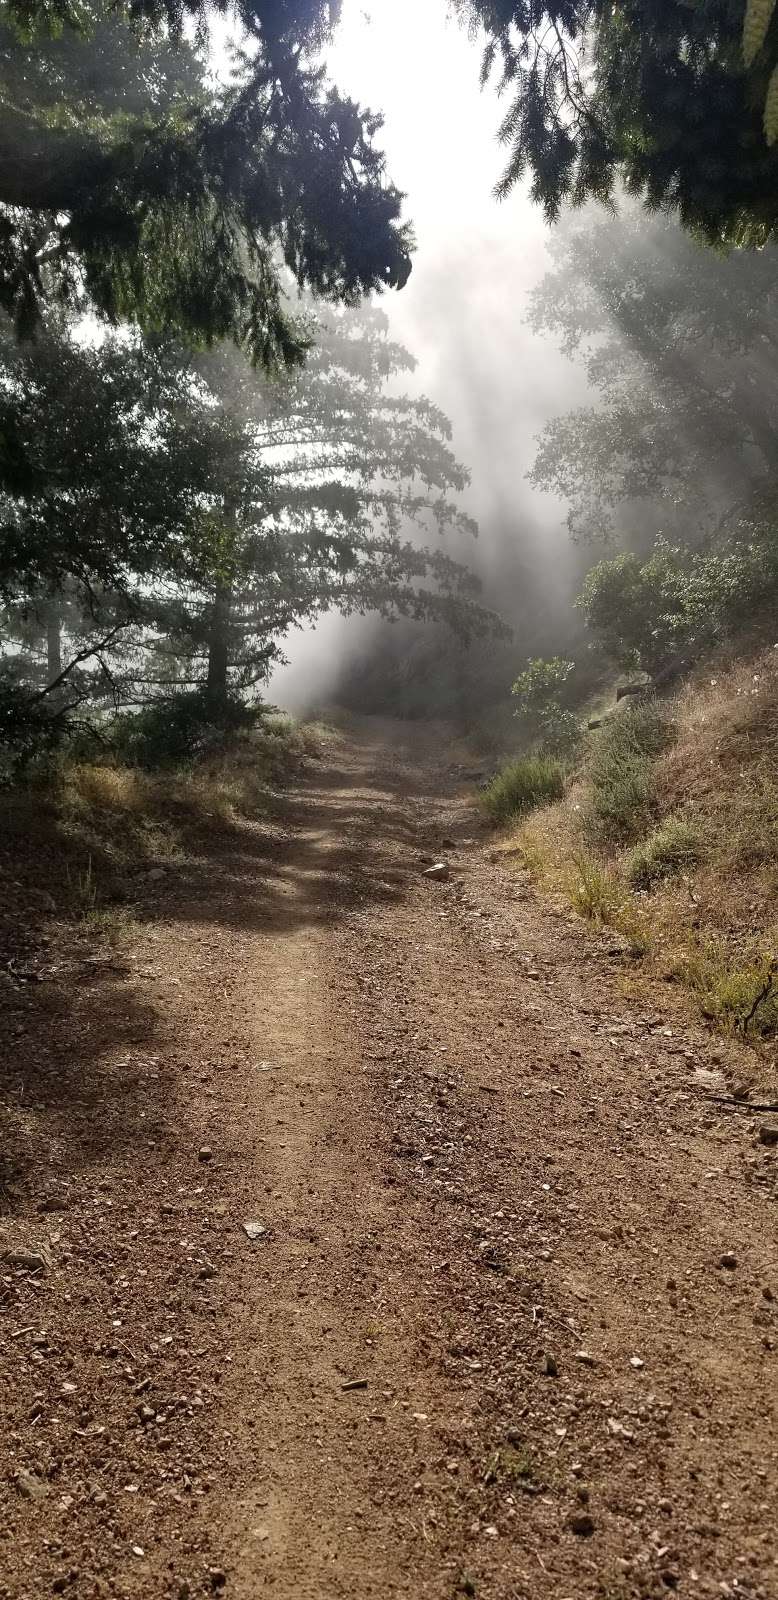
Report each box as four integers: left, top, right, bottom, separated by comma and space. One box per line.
626, 817, 703, 889
480, 755, 564, 826
567, 852, 625, 924
673, 941, 778, 1037
584, 699, 673, 846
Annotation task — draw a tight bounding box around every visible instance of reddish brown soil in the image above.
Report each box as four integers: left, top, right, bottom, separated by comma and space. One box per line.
1, 719, 777, 1600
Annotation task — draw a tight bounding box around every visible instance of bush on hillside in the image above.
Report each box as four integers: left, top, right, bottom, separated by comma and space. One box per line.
480, 755, 565, 825
111, 689, 260, 770
511, 656, 581, 757
584, 700, 673, 845
578, 523, 778, 676
626, 818, 702, 889
676, 942, 778, 1037
0, 678, 76, 780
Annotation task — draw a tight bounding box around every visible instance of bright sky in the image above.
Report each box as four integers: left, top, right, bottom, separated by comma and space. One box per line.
263, 0, 592, 698
326, 0, 579, 516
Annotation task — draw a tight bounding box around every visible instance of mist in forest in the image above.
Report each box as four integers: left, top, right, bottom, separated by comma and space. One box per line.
269, 0, 592, 719
268, 1, 778, 730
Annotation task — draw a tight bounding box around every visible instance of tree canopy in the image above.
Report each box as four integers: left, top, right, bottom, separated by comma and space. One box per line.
527, 206, 778, 544
455, 0, 778, 246
0, 1, 411, 365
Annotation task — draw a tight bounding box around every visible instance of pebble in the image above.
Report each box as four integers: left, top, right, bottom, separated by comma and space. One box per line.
15, 1468, 47, 1501
3, 1248, 51, 1272
242, 1221, 268, 1242
423, 863, 449, 882
198, 1146, 213, 1163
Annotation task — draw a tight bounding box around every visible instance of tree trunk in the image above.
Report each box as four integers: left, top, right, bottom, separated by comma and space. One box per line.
46, 600, 62, 687
206, 583, 231, 712
207, 498, 238, 714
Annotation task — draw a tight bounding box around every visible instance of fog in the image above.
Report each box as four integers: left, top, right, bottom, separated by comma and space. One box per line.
269, 0, 592, 716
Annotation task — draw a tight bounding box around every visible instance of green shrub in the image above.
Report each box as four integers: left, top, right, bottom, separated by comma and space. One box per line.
577, 522, 778, 676
511, 656, 581, 757
111, 688, 260, 770
626, 818, 703, 889
480, 755, 564, 825
567, 852, 624, 923
565, 850, 651, 953
584, 699, 673, 845
676, 942, 778, 1037
0, 678, 71, 779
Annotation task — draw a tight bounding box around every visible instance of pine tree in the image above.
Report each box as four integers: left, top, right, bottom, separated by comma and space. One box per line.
0, 3, 410, 364
455, 0, 778, 246
127, 303, 497, 708
0, 307, 498, 738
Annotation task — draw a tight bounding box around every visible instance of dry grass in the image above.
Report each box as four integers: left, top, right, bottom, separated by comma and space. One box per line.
0, 718, 326, 938
626, 818, 703, 889
510, 647, 778, 1043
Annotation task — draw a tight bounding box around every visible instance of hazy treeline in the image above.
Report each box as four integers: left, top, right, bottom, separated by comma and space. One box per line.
333, 200, 778, 728
4, 0, 778, 763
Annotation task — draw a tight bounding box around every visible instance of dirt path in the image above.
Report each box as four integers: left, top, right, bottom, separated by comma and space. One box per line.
2, 719, 777, 1600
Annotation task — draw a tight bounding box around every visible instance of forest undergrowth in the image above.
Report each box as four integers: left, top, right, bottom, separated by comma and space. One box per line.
0, 715, 326, 960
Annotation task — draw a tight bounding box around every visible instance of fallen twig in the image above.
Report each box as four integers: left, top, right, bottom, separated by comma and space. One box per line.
707, 1095, 778, 1112
532, 1306, 580, 1340
742, 964, 777, 1035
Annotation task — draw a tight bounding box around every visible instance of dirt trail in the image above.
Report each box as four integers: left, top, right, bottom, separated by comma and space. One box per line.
2, 719, 778, 1600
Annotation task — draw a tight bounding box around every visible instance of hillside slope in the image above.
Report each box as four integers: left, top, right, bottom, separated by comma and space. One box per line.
514, 642, 778, 1044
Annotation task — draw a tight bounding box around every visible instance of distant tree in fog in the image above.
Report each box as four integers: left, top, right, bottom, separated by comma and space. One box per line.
526, 208, 778, 545
0, 304, 498, 757
175, 302, 497, 708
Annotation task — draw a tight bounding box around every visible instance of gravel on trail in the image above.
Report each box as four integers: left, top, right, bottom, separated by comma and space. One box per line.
1, 718, 776, 1600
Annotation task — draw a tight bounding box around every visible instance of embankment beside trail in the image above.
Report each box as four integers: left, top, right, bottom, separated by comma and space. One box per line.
505, 643, 778, 1046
